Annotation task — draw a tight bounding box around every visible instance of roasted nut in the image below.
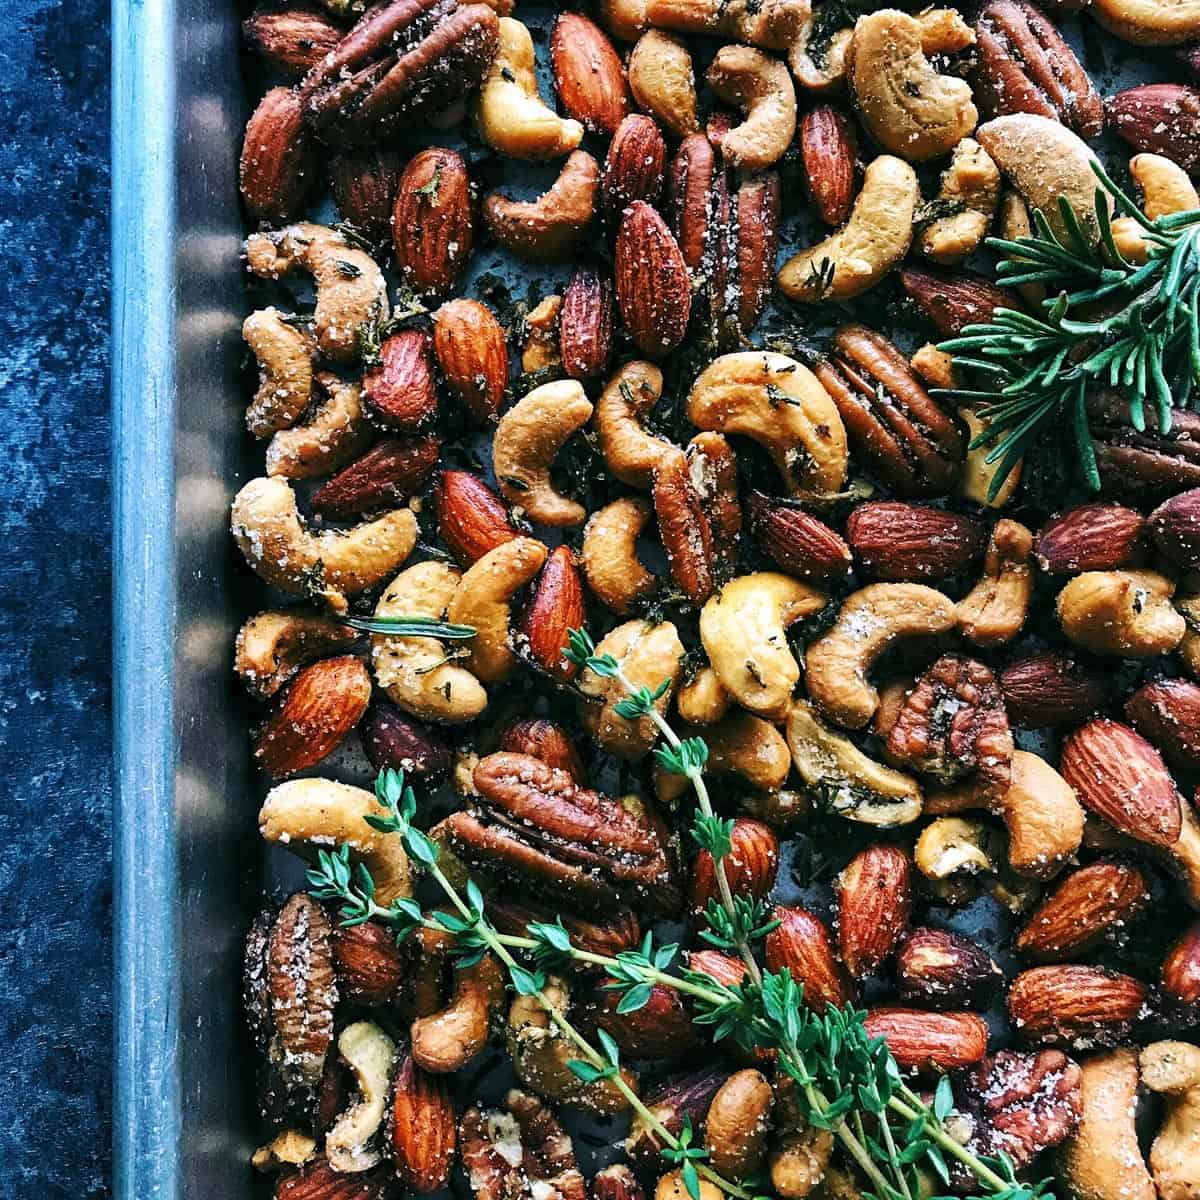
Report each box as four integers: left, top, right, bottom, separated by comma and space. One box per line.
689, 817, 780, 919
999, 651, 1111, 728
1163, 921, 1200, 1003
665, 132, 720, 271
433, 299, 508, 426
594, 1165, 645, 1200
731, 172, 781, 338
862, 1008, 989, 1073
957, 520, 1035, 648
582, 497, 657, 614
915, 817, 999, 880
778, 156, 919, 303
676, 665, 733, 726
275, 1156, 379, 1199
657, 1173, 722, 1200
847, 504, 984, 581
746, 491, 852, 583
1000, 749, 1084, 880
687, 433, 743, 575
800, 103, 857, 228
329, 149, 402, 248
1058, 569, 1185, 657
244, 6, 343, 78
491, 901, 639, 965
435, 471, 519, 567
496, 718, 585, 782
594, 361, 674, 490
517, 545, 586, 684
266, 373, 373, 481
388, 1052, 456, 1193
359, 701, 451, 782
836, 844, 912, 978
551, 12, 630, 136
653, 450, 716, 605
1008, 966, 1149, 1048
326, 1020, 395, 1171
412, 944, 505, 1074
628, 31, 697, 138
706, 45, 796, 171
593, 982, 698, 1059
522, 296, 563, 375
917, 138, 1001, 265
706, 1070, 774, 1179
767, 906, 856, 1012
1112, 151, 1197, 262
615, 201, 691, 359
900, 264, 1020, 338
240, 87, 319, 225
1150, 487, 1200, 570
626, 1068, 731, 1164
559, 264, 615, 381
894, 927, 1003, 1009
1092, 402, 1200, 505
484, 150, 600, 262
251, 1128, 317, 1173
236, 609, 358, 700
243, 307, 316, 438
601, 115, 667, 229
362, 329, 437, 432
1035, 504, 1147, 574
1126, 679, 1200, 774
1110, 85, 1200, 173
1139, 1041, 1200, 1200
657, 714, 790, 806
311, 435, 440, 519
768, 1085, 834, 1200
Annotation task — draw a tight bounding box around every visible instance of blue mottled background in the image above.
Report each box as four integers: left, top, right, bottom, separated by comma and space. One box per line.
0, 0, 112, 1194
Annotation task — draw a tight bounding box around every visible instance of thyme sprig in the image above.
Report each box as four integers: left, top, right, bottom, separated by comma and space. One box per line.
940, 161, 1200, 499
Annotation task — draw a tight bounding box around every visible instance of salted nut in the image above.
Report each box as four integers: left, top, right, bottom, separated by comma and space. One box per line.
1090, 0, 1200, 43
1057, 569, 1186, 657
234, 607, 358, 700
915, 817, 999, 880
655, 712, 790, 804
582, 497, 657, 614
325, 1020, 395, 1171
1112, 154, 1200, 264
957, 519, 1035, 648
595, 360, 676, 490
628, 31, 698, 138
643, 0, 812, 77
265, 374, 372, 481
1141, 1041, 1200, 1200
483, 151, 599, 262
705, 45, 796, 171
918, 139, 1001, 266
243, 307, 316, 438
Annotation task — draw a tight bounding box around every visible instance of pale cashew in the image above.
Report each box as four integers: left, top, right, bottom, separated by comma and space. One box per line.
628, 31, 698, 139
1091, 0, 1200, 43
265, 373, 372, 481
915, 817, 999, 879
371, 562, 488, 724
778, 156, 919, 303
259, 777, 412, 905
582, 497, 658, 614
483, 150, 599, 262
998, 188, 1045, 307
244, 223, 388, 362
1112, 155, 1200, 263
508, 977, 637, 1113
959, 408, 1022, 508
447, 537, 548, 683
326, 1021, 395, 1172
805, 583, 959, 730
912, 344, 959, 391
918, 138, 1001, 265
658, 1174, 723, 1200
916, 7, 976, 52
412, 951, 506, 1073
1057, 569, 1185, 657
700, 573, 828, 720
596, 361, 678, 490
477, 18, 584, 159
1181, 592, 1200, 680
957, 520, 1034, 648
230, 477, 417, 613
656, 712, 791, 804
243, 307, 316, 438
1059, 1050, 1155, 1200
786, 699, 923, 826
522, 296, 563, 375
845, 10, 977, 163
706, 45, 797, 171
976, 115, 1108, 246
1142, 1041, 1200, 1200
705, 1069, 774, 1179
687, 352, 848, 498
234, 607, 358, 699
493, 379, 593, 526
676, 665, 732, 725
579, 619, 685, 758
600, 0, 649, 41
251, 1130, 316, 1172
1000, 751, 1084, 880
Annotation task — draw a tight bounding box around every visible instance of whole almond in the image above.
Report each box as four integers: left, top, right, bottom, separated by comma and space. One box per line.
765, 906, 855, 1012
551, 12, 631, 136
560, 263, 616, 381
686, 949, 748, 989
1007, 965, 1148, 1047
331, 920, 406, 1005
800, 103, 858, 227
1015, 859, 1149, 962
433, 298, 508, 425
1034, 503, 1147, 573
518, 545, 586, 684
433, 470, 519, 565
243, 5, 342, 78
595, 981, 698, 1058
894, 928, 1003, 1009
847, 503, 985, 581
329, 149, 403, 247
392, 148, 475, 295
901, 265, 1021, 337
690, 818, 779, 921
1149, 487, 1200, 569
254, 656, 371, 779
1109, 84, 1200, 175
240, 86, 318, 224
362, 329, 438, 432
602, 115, 667, 228
745, 491, 852, 582
862, 1008, 988, 1073
497, 717, 585, 781
836, 844, 912, 978
999, 651, 1112, 728
389, 1052, 456, 1193
1163, 920, 1200, 1004
1126, 678, 1200, 773
359, 701, 452, 782
1060, 718, 1182, 847
276, 1158, 380, 1200
311, 434, 440, 518
616, 201, 691, 358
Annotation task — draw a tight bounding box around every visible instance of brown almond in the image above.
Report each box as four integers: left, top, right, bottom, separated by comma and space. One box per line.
1162, 920, 1200, 1004
560, 263, 616, 381
602, 115, 667, 228
497, 718, 585, 781
359, 702, 452, 782
847, 502, 985, 581
765, 905, 855, 1012
331, 920, 407, 1005
392, 148, 475, 295
999, 651, 1112, 728
745, 491, 851, 582
800, 103, 858, 227
254, 656, 371, 779
1126, 678, 1200, 774
594, 981, 699, 1058
240, 86, 319, 225
836, 844, 912, 979
243, 5, 342, 79
653, 450, 716, 605
1149, 487, 1200, 570
686, 949, 749, 989
615, 201, 691, 358
433, 298, 508, 426
1007, 965, 1148, 1047
518, 545, 586, 684
433, 470, 519, 566
311, 435, 440, 518
894, 928, 1003, 1009
328, 149, 403, 247
691, 818, 779, 922
1109, 84, 1200, 175
862, 1008, 988, 1073
276, 1158, 382, 1200
389, 1052, 456, 1193
1034, 503, 1147, 573
362, 329, 438, 432
551, 12, 630, 136
901, 265, 1021, 338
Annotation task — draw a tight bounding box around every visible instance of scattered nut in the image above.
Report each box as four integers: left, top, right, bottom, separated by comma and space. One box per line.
484, 150, 600, 262
706, 44, 797, 171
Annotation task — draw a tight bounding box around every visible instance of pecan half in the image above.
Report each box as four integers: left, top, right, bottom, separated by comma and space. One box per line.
665, 132, 720, 270
1090, 400, 1200, 504
653, 450, 716, 605
732, 171, 781, 339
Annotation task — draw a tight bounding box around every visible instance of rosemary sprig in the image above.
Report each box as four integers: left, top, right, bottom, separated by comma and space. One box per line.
940, 161, 1200, 499
338, 614, 477, 639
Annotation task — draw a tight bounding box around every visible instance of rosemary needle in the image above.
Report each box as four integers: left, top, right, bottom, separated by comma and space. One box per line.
339, 615, 477, 639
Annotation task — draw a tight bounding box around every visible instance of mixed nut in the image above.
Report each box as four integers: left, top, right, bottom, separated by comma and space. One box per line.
231, 0, 1200, 1198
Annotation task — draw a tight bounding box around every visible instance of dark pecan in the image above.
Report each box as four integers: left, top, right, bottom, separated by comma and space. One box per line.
444, 752, 681, 916
815, 324, 964, 497
1090, 399, 1200, 504
559, 263, 615, 381
665, 132, 719, 271
359, 701, 452, 782
895, 927, 1003, 1009
652, 450, 716, 605
625, 1068, 731, 1163
900, 265, 1022, 338
972, 0, 1103, 136
887, 655, 1013, 801
489, 900, 640, 963
732, 171, 781, 339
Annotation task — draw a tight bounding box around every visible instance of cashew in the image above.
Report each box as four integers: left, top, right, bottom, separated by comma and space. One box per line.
912, 344, 960, 391
326, 1021, 395, 1172
601, 0, 649, 41
959, 407, 1021, 508
1091, 0, 1200, 43
656, 712, 791, 804
705, 1069, 774, 1179
230, 477, 417, 613
477, 18, 585, 159
629, 31, 698, 139
778, 156, 920, 303
976, 115, 1108, 246
1142, 1041, 1200, 1200
700, 573, 827, 719
508, 977, 637, 1113
265, 373, 372, 481
234, 607, 358, 700
244, 223, 388, 362
251, 1130, 317, 1172
579, 619, 685, 758
915, 817, 999, 879
998, 189, 1045, 307
677, 665, 732, 725
371, 562, 488, 723
259, 777, 412, 905
957, 520, 1034, 648
582, 497, 658, 614
522, 296, 563, 375
483, 150, 599, 262
918, 138, 1001, 265
743, 788, 812, 832
845, 10, 977, 163
594, 361, 676, 489
1057, 569, 1185, 657
493, 379, 593, 526
771, 1083, 835, 1199
1000, 751, 1085, 880
1112, 155, 1200, 264
805, 583, 959, 730
447, 537, 548, 683
916, 7, 976, 51
243, 307, 316, 438
412, 951, 505, 1073
786, 699, 924, 827
1181, 592, 1200, 679
1059, 1050, 1155, 1200
706, 45, 797, 171
687, 352, 848, 498
791, 13, 852, 92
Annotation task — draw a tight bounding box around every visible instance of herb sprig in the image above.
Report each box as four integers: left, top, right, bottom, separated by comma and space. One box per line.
338, 614, 477, 639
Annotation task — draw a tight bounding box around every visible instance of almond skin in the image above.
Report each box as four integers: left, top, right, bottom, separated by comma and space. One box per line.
1109, 84, 1200, 175
254, 656, 372, 779
800, 103, 858, 227
328, 149, 403, 247
602, 115, 667, 228
240, 86, 319, 224
243, 5, 343, 79
616, 201, 691, 358
691, 818, 779, 921
433, 470, 519, 566
433, 298, 508, 426
518, 545, 586, 684
1034, 503, 1147, 573
687, 950, 749, 989
392, 148, 475, 295
999, 651, 1112, 728
560, 263, 616, 381
362, 330, 438, 432
765, 906, 855, 1012
276, 1158, 382, 1200
901, 265, 1021, 338
862, 1008, 988, 1073
1125, 678, 1200, 774
847, 503, 985, 581
1015, 859, 1149, 962
331, 920, 407, 1005
311, 435, 440, 518
389, 1052, 456, 1193
1162, 920, 1200, 1004
745, 491, 852, 582
594, 981, 699, 1058
497, 717, 586, 782
1060, 718, 1182, 848
836, 844, 912, 979
359, 701, 452, 782
551, 12, 631, 136
1149, 487, 1200, 570
894, 928, 1003, 1009
1007, 965, 1148, 1048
